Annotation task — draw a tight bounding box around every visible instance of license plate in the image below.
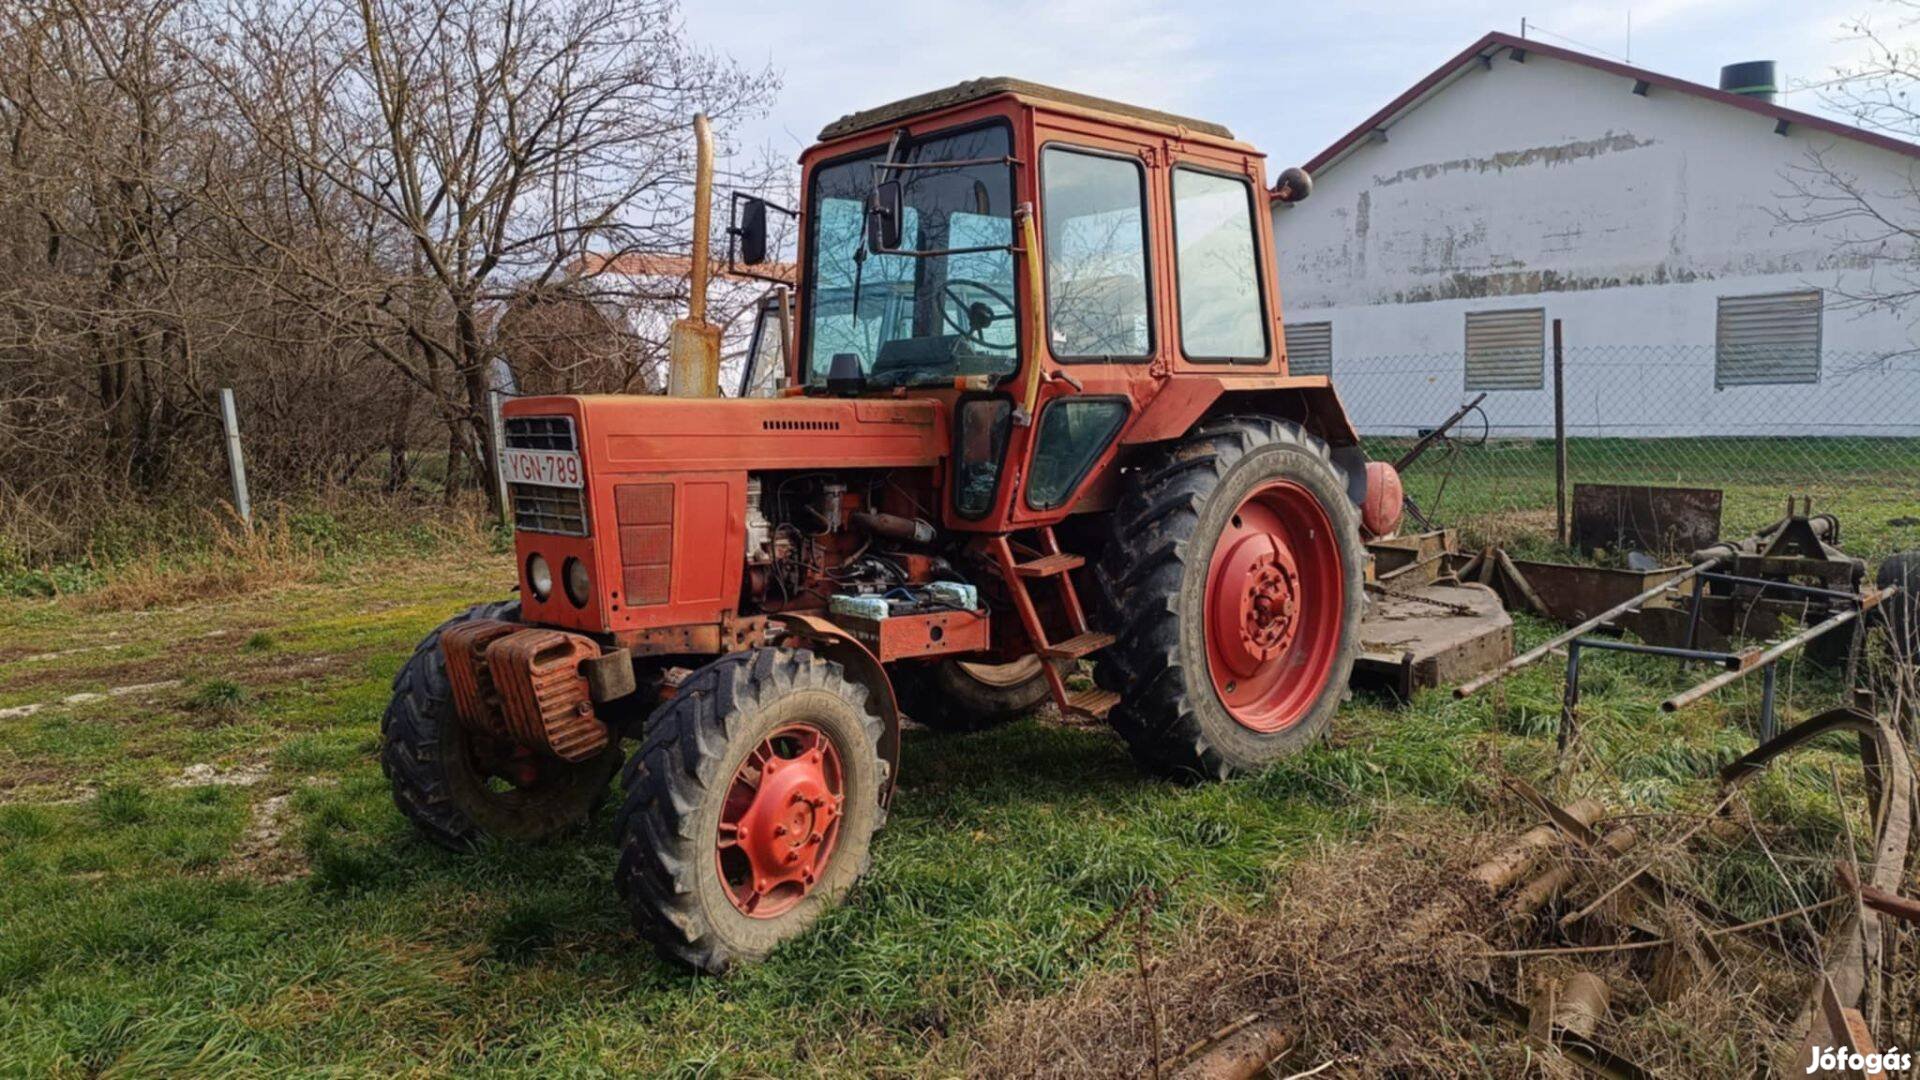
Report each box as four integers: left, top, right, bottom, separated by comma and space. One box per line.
503, 448, 583, 488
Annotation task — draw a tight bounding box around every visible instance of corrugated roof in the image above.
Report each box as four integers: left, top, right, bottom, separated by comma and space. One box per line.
818, 76, 1233, 142
1279, 31, 1920, 197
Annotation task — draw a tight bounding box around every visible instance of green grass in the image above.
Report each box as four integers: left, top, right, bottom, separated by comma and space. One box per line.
1371, 435, 1920, 561
0, 554, 1887, 1075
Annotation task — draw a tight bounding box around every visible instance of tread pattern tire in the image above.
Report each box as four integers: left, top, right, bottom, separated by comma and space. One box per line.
380, 601, 619, 850
892, 656, 1058, 733
1878, 550, 1920, 665
613, 647, 886, 973
1092, 416, 1366, 780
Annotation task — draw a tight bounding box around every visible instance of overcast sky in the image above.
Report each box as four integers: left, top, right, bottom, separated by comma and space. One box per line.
684, 0, 1909, 172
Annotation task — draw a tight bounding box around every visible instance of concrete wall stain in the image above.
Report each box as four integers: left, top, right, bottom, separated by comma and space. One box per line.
1371, 132, 1656, 188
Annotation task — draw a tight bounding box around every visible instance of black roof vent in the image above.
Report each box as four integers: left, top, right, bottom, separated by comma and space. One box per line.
1720, 61, 1777, 103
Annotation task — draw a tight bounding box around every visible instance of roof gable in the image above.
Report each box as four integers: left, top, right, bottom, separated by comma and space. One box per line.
1281, 31, 1919, 197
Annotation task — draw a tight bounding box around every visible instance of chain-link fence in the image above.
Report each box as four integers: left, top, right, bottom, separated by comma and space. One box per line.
1336, 345, 1920, 561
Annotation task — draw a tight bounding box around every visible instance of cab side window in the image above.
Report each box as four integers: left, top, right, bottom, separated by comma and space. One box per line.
1041, 147, 1152, 360
1171, 167, 1268, 362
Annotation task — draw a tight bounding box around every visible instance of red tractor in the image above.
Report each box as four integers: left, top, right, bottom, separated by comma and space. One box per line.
382, 78, 1402, 972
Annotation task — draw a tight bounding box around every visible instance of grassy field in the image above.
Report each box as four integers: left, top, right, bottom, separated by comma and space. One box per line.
0, 533, 1901, 1076
1377, 435, 1920, 562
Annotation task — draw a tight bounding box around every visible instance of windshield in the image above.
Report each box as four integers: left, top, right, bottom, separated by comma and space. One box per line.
804, 123, 1018, 388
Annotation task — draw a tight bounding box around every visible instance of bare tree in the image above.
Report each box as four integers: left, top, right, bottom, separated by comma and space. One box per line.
1779, 2, 1920, 352
200, 0, 776, 515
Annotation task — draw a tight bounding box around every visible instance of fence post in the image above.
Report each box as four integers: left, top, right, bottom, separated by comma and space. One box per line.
1552, 318, 1568, 548
218, 387, 252, 529
487, 389, 511, 526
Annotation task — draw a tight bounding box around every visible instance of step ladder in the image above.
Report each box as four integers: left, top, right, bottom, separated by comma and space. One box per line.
983, 527, 1118, 719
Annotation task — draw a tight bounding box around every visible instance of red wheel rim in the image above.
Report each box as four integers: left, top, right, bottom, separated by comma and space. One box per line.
1202, 480, 1345, 733
715, 724, 845, 918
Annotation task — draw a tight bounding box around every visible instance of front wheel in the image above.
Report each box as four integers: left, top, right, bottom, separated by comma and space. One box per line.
613, 647, 886, 973
1093, 416, 1365, 780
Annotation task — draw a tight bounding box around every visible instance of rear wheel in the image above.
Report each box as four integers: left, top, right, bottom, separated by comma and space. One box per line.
614, 647, 885, 973
1878, 550, 1920, 664
381, 601, 621, 850
893, 656, 1057, 732
1093, 416, 1365, 780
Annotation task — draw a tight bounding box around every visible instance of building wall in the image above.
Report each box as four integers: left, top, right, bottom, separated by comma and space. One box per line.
1270, 47, 1920, 437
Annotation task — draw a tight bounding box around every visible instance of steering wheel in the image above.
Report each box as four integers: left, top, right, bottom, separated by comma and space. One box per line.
939, 278, 1016, 347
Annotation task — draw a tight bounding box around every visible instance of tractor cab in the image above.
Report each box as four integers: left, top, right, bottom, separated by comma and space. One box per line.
725, 78, 1342, 538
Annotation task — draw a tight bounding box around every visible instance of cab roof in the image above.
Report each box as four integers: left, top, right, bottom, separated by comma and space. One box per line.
817, 76, 1235, 142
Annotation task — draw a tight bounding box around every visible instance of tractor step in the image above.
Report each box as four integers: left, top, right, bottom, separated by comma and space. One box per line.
1014, 552, 1085, 578
1062, 686, 1121, 718
1043, 631, 1115, 660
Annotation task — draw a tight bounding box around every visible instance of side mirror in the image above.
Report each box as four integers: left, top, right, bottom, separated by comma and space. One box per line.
738, 197, 769, 265
1273, 166, 1313, 204
867, 180, 903, 252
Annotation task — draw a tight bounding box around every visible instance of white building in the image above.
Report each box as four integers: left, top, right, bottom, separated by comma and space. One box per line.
1269, 31, 1920, 438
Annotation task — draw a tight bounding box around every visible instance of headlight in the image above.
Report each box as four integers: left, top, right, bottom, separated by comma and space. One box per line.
563, 557, 591, 608
526, 553, 553, 600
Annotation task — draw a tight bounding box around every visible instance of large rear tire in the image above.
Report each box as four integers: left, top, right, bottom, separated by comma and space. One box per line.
380, 601, 621, 850
613, 647, 886, 973
1093, 416, 1365, 780
893, 656, 1057, 732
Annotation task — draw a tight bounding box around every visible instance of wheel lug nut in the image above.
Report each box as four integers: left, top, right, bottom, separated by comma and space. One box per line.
785, 851, 799, 864
773, 824, 787, 836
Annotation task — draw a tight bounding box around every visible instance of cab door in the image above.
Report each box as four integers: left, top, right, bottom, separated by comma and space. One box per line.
999, 121, 1162, 524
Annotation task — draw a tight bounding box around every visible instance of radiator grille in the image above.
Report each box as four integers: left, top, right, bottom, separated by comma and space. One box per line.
504, 415, 586, 535
509, 484, 589, 536
504, 415, 577, 451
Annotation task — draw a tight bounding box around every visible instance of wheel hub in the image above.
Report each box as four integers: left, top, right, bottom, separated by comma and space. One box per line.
1201, 480, 1346, 734
717, 726, 844, 918
1208, 532, 1302, 678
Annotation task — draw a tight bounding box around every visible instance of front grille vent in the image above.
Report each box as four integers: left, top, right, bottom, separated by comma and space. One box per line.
510, 484, 588, 536
762, 419, 841, 432
505, 415, 577, 451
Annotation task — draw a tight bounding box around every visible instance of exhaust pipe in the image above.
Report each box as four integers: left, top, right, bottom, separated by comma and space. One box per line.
668, 113, 721, 397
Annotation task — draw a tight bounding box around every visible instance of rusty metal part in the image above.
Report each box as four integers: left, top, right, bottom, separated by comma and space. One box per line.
1571, 483, 1723, 558
1814, 977, 1885, 1080
582, 647, 637, 702
439, 618, 521, 739
1367, 529, 1456, 585
615, 614, 768, 657
1505, 825, 1640, 919
1454, 558, 1721, 699
1169, 1018, 1297, 1080
1469, 798, 1606, 895
770, 612, 901, 806
1505, 777, 1734, 964
1470, 981, 1653, 1080
1529, 971, 1611, 1041
1837, 862, 1920, 925
484, 628, 610, 762
1392, 393, 1487, 472
1659, 587, 1896, 712
1493, 549, 1552, 618
1353, 581, 1512, 699
1504, 559, 1683, 625
1720, 707, 1916, 1054
835, 607, 992, 663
